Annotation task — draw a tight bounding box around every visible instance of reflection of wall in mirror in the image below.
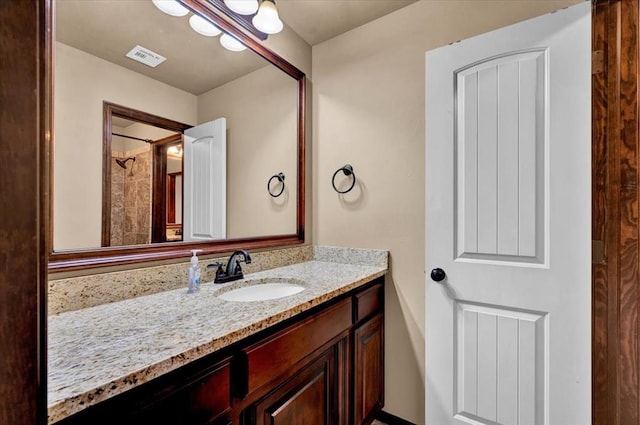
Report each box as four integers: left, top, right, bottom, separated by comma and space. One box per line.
54, 41, 298, 250
198, 65, 298, 239
54, 42, 197, 250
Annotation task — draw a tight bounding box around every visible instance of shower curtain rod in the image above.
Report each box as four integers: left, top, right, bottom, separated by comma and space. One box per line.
112, 132, 153, 143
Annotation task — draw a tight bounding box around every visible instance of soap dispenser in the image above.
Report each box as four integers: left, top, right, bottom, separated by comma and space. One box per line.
187, 249, 203, 293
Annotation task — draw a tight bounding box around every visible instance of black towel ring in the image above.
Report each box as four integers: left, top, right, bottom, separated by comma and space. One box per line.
332, 164, 356, 194
267, 172, 286, 197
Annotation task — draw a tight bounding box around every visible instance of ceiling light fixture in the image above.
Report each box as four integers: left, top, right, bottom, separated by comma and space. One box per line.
189, 15, 222, 37
252, 0, 283, 34
219, 33, 247, 52
151, 0, 283, 53
151, 0, 189, 17
223, 0, 259, 16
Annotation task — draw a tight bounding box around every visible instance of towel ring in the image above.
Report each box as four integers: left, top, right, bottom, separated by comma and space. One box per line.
267, 172, 285, 197
332, 164, 356, 194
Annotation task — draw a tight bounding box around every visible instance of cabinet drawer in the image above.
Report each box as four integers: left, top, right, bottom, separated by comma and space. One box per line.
354, 282, 383, 323
242, 298, 352, 395
135, 358, 232, 425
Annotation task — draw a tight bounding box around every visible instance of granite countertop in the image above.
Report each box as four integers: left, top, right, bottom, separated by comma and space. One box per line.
48, 259, 387, 423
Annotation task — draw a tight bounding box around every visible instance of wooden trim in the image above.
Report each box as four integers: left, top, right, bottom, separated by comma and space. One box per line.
167, 174, 177, 224
592, 1, 640, 424
297, 77, 306, 240
48, 235, 303, 271
592, 2, 611, 423
50, 1, 307, 272
107, 102, 193, 132
375, 410, 416, 425
101, 104, 112, 246
151, 143, 167, 243
0, 0, 49, 424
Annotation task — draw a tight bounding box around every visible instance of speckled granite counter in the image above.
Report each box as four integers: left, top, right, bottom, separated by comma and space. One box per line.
48, 250, 387, 424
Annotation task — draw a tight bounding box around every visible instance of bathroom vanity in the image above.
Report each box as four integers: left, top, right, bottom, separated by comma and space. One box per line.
48, 257, 386, 425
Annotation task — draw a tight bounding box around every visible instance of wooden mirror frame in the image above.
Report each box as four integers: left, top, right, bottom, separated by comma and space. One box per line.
48, 0, 306, 271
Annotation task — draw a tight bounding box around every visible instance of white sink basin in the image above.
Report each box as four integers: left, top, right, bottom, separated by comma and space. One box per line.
217, 281, 305, 302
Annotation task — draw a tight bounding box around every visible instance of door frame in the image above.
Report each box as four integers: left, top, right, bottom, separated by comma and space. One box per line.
0, 1, 49, 424
591, 1, 640, 424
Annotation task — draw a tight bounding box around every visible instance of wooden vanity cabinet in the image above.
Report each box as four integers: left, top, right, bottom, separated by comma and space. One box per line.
55, 277, 384, 425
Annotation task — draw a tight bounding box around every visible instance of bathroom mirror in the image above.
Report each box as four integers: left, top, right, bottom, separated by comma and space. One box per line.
49, 0, 305, 271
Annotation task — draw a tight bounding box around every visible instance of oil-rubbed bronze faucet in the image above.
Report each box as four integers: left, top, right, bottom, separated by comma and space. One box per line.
208, 249, 252, 283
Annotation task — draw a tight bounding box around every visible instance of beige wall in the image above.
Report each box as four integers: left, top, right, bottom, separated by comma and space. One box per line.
311, 1, 581, 423
198, 65, 299, 239
54, 42, 197, 250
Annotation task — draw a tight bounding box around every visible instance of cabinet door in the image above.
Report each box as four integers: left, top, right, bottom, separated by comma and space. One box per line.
249, 340, 346, 425
132, 359, 232, 425
354, 314, 383, 425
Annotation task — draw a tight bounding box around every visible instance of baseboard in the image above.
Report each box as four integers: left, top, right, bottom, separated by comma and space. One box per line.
375, 410, 416, 425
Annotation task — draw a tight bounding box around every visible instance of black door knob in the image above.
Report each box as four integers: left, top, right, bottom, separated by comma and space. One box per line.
430, 268, 446, 282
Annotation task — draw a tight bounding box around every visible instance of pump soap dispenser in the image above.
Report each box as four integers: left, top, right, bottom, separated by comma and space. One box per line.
187, 249, 203, 293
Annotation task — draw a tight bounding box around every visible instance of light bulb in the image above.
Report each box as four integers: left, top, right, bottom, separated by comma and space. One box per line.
152, 0, 189, 17
220, 33, 246, 52
224, 0, 259, 15
189, 15, 221, 37
168, 146, 183, 156
252, 0, 283, 35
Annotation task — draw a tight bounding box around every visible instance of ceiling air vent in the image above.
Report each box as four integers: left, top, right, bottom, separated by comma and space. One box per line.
125, 45, 166, 68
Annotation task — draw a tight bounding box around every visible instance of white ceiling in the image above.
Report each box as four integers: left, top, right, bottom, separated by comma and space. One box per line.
55, 0, 416, 95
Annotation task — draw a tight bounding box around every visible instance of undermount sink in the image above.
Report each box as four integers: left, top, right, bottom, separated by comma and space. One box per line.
217, 279, 305, 302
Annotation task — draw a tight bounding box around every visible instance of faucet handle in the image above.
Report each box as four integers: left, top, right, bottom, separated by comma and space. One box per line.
233, 261, 243, 274
235, 254, 252, 272
207, 262, 225, 279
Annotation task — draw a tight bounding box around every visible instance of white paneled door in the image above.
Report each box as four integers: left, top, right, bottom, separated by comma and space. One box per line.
425, 4, 590, 425
183, 117, 227, 241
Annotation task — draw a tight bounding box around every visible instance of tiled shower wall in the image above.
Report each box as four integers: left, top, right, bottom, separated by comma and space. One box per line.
111, 148, 152, 246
